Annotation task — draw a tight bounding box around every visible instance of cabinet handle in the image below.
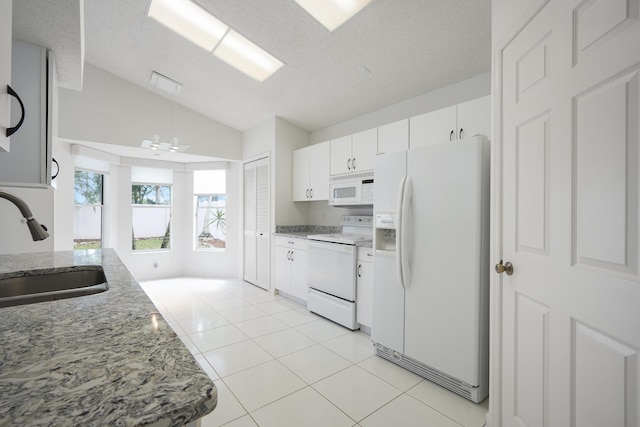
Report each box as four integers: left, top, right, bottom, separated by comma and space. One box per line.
366, 253, 373, 257
309, 188, 313, 198
358, 264, 362, 278
6, 85, 25, 137
288, 241, 294, 245
290, 251, 294, 261
449, 130, 454, 141
352, 157, 356, 170
306, 189, 309, 198
287, 250, 291, 260
347, 158, 351, 170
459, 128, 464, 139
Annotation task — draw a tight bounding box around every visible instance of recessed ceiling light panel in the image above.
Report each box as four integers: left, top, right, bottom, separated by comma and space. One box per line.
147, 0, 228, 51
294, 0, 373, 31
214, 30, 284, 82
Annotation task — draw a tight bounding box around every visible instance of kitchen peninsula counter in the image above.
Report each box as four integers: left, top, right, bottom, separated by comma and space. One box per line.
0, 249, 216, 426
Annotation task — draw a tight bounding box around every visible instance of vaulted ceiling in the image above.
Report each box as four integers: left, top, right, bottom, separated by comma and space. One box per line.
13, 0, 491, 134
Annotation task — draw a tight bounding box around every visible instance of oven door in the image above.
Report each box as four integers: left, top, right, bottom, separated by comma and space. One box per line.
308, 240, 357, 301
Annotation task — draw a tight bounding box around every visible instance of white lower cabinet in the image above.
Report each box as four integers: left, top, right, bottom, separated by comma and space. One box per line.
274, 236, 309, 303
356, 246, 374, 328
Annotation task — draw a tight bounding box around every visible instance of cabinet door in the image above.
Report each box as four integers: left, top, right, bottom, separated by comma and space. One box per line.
456, 95, 490, 140
351, 128, 377, 172
409, 105, 456, 148
308, 141, 329, 200
274, 245, 292, 294
0, 41, 49, 185
378, 119, 408, 154
330, 135, 352, 175
357, 260, 373, 328
290, 248, 309, 302
292, 147, 309, 201
0, 0, 11, 152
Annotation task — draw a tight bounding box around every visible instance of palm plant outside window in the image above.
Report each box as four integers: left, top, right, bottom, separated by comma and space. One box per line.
194, 170, 226, 250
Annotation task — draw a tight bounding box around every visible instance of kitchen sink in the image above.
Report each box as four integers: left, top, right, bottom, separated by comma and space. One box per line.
0, 266, 108, 308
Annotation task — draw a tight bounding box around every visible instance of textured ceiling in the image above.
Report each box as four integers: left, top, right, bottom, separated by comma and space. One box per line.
14, 0, 491, 134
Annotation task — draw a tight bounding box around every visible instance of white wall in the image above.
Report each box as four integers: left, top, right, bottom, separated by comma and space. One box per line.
58, 64, 243, 161
0, 185, 54, 254
52, 140, 75, 251
274, 117, 309, 226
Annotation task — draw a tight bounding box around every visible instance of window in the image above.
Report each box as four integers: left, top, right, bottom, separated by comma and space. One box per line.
74, 170, 103, 249
194, 170, 226, 250
131, 184, 172, 251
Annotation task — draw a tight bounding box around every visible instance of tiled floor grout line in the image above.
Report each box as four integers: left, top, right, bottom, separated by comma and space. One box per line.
141, 279, 486, 427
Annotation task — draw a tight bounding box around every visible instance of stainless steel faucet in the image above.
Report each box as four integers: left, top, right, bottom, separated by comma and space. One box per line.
0, 190, 50, 241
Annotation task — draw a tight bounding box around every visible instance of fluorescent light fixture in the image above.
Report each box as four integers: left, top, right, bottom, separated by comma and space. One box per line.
214, 30, 284, 82
294, 0, 373, 31
147, 0, 228, 51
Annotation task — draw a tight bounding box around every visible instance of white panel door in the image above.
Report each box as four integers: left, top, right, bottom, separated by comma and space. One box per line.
499, 1, 640, 425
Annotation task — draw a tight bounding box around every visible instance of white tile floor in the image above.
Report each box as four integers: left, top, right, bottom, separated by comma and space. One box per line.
139, 277, 488, 427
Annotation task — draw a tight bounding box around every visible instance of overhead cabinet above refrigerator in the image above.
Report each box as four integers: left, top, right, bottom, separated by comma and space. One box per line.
372, 135, 490, 403
0, 40, 55, 187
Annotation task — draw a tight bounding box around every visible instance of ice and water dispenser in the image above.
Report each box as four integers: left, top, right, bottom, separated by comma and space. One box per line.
375, 213, 397, 252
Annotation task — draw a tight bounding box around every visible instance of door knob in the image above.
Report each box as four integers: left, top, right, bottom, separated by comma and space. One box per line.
495, 260, 513, 275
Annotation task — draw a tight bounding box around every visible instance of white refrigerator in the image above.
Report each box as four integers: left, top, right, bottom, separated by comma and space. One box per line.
372, 135, 490, 403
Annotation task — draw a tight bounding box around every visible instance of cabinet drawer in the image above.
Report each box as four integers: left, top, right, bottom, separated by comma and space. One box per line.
358, 246, 374, 262
275, 236, 308, 250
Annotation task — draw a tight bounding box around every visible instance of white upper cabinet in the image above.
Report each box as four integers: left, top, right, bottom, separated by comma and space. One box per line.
409, 95, 490, 148
330, 135, 352, 175
410, 105, 457, 148
456, 95, 491, 141
330, 128, 377, 175
377, 119, 409, 154
293, 141, 329, 201
0, 41, 54, 187
351, 128, 377, 171
0, 1, 12, 152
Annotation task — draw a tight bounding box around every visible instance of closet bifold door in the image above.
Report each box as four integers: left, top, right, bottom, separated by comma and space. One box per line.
243, 162, 257, 285
243, 156, 270, 290
255, 158, 270, 290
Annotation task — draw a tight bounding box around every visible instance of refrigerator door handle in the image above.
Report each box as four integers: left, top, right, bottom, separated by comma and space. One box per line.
400, 177, 413, 287
396, 177, 407, 289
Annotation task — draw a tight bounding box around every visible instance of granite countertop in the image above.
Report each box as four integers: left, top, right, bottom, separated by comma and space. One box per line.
273, 231, 313, 239
0, 249, 216, 426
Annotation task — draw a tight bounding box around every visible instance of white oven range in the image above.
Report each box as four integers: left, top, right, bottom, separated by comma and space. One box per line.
307, 216, 373, 330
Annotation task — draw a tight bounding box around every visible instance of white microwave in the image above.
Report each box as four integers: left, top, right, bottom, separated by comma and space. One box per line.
329, 172, 374, 207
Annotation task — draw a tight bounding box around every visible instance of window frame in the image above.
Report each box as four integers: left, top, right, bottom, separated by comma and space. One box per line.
73, 168, 104, 250
131, 182, 173, 253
